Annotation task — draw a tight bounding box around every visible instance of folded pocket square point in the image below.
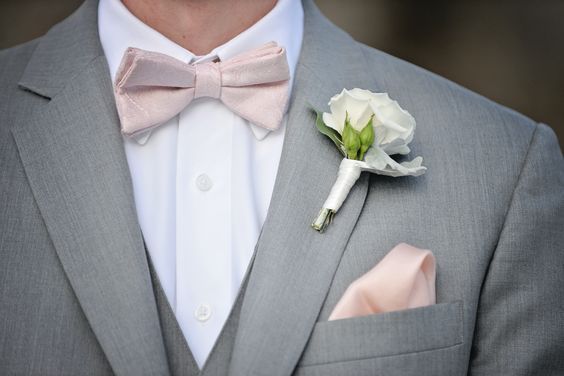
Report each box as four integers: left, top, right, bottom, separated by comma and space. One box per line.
328, 243, 436, 321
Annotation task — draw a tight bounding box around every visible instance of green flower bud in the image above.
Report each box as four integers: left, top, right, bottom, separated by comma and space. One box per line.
358, 116, 375, 160
342, 113, 361, 160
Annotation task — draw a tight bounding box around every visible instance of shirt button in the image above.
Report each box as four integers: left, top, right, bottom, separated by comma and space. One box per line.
194, 304, 212, 322
195, 174, 213, 191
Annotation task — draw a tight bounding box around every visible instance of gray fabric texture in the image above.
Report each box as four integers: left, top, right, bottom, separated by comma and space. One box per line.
147, 254, 199, 376
147, 247, 253, 376
1, 0, 563, 375
199, 261, 251, 376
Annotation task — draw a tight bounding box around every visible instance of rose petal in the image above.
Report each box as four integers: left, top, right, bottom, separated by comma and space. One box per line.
372, 105, 408, 133
323, 112, 342, 134
364, 147, 426, 177
353, 105, 374, 132
364, 92, 392, 106
328, 89, 348, 134
343, 92, 372, 129
363, 146, 388, 170
348, 88, 377, 101
381, 138, 411, 155
358, 92, 417, 152
377, 100, 415, 137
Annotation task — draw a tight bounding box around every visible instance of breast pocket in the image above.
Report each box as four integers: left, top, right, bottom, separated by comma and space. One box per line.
297, 301, 464, 372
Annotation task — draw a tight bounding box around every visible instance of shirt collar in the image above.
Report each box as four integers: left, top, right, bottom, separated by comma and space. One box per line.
98, 0, 304, 143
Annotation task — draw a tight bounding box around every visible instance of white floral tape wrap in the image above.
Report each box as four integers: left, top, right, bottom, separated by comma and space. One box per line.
323, 153, 427, 212
323, 159, 364, 211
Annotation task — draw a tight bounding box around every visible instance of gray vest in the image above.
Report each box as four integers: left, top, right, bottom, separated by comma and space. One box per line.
148, 254, 250, 376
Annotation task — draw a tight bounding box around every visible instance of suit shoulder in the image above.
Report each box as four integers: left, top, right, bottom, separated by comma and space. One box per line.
357, 43, 539, 145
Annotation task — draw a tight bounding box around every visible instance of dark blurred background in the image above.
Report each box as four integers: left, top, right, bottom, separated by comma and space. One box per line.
1, 0, 563, 148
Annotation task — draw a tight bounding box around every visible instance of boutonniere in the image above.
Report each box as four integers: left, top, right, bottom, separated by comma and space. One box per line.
312, 88, 426, 232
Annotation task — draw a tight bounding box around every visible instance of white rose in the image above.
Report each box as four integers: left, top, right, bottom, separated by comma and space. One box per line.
322, 88, 416, 155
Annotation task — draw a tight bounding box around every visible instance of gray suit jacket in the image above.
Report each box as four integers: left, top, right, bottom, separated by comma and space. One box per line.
1, 0, 563, 375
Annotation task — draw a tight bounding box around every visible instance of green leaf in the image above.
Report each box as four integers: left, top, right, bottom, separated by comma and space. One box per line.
312, 108, 346, 156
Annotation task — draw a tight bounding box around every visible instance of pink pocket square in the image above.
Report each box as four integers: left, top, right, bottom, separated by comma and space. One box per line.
328, 243, 436, 321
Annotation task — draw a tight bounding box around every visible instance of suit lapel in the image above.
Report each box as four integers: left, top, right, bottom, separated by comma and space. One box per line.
12, 1, 380, 374
11, 1, 169, 375
229, 1, 380, 375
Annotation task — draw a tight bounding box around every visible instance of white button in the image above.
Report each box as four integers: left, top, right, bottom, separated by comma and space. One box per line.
194, 304, 212, 322
195, 174, 213, 191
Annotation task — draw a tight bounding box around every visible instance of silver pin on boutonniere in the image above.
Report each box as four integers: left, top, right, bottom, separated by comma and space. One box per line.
312, 88, 427, 232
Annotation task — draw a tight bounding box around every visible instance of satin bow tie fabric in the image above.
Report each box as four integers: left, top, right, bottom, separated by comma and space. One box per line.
114, 42, 291, 137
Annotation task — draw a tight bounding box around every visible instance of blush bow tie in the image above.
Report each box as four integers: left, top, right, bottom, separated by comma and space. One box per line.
114, 42, 290, 137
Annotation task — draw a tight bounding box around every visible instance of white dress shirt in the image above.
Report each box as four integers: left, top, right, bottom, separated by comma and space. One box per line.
98, 0, 303, 367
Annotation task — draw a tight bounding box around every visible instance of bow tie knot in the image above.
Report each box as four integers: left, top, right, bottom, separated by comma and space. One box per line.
114, 42, 290, 138
194, 62, 222, 99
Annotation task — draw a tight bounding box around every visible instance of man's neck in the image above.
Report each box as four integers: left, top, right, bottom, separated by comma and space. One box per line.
121, 0, 277, 55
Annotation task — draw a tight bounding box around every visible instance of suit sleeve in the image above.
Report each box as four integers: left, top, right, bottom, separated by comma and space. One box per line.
468, 123, 564, 375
